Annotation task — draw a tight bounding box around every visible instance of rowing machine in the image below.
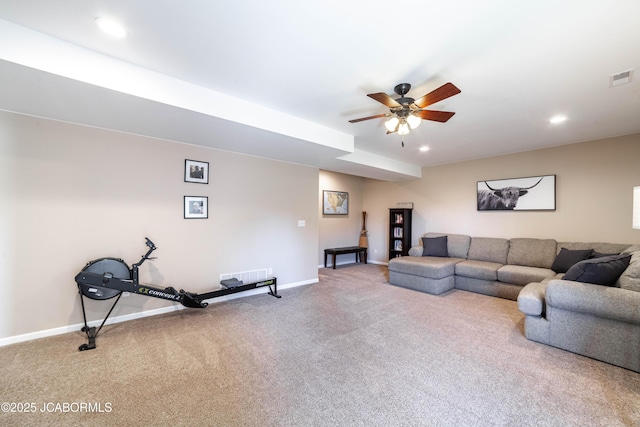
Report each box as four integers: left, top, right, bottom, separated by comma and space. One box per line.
75, 237, 279, 351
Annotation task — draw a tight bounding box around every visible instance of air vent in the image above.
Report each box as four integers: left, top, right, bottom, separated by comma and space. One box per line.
220, 268, 270, 284
609, 69, 633, 87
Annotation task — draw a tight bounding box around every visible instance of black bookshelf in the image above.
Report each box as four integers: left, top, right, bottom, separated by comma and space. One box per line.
389, 208, 412, 258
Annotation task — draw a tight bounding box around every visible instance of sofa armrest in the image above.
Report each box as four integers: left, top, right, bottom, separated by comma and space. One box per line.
546, 279, 640, 325
517, 282, 548, 316
408, 246, 423, 257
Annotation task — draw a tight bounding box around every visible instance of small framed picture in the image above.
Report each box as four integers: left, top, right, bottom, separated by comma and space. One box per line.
185, 159, 209, 184
184, 196, 208, 219
323, 190, 349, 215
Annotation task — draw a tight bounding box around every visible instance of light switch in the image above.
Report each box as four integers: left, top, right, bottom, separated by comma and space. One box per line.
298, 220, 306, 227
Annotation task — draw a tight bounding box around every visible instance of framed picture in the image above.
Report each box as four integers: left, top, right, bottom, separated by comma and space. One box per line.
184, 196, 208, 219
477, 175, 556, 211
323, 190, 349, 215
184, 159, 209, 184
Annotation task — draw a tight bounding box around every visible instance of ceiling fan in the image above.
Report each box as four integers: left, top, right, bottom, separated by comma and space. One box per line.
349, 82, 461, 146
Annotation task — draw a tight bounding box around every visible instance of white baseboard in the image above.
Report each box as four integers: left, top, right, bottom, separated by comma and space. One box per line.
318, 259, 388, 269
0, 278, 317, 348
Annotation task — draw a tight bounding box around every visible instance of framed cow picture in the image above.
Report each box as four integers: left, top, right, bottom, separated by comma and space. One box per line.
477, 175, 556, 211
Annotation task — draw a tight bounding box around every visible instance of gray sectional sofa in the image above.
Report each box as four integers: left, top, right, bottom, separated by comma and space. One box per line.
387, 233, 640, 372
388, 233, 564, 300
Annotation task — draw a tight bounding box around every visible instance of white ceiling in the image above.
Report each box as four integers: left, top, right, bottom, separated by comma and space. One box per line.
1, 0, 639, 181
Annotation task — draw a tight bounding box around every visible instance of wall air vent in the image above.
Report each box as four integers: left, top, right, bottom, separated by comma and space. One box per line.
609, 69, 633, 87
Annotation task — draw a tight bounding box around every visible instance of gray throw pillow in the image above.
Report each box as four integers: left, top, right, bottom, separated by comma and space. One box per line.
422, 236, 448, 257
551, 248, 594, 273
591, 251, 618, 258
563, 254, 631, 286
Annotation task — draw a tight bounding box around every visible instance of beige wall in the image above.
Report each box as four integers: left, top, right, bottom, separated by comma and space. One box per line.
318, 171, 365, 266
0, 111, 319, 340
363, 133, 640, 263
3, 107, 639, 342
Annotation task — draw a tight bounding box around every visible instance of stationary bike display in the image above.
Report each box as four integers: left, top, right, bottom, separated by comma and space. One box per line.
75, 237, 279, 351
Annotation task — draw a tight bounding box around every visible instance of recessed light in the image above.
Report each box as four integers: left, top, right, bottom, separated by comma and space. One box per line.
549, 115, 567, 124
419, 146, 429, 152
94, 17, 127, 38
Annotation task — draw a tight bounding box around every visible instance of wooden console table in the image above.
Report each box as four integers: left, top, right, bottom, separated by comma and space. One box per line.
324, 246, 368, 269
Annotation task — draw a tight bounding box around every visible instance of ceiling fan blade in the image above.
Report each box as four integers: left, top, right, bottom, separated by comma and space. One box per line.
367, 92, 401, 108
348, 113, 387, 123
413, 82, 461, 108
416, 110, 456, 122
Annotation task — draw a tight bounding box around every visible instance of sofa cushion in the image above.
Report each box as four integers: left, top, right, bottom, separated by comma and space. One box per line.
508, 238, 557, 268
467, 237, 509, 264
498, 265, 556, 286
546, 279, 640, 324
623, 245, 640, 253
616, 246, 640, 292
542, 272, 564, 284
563, 254, 631, 286
422, 236, 448, 257
408, 246, 423, 256
557, 241, 630, 255
425, 233, 471, 259
455, 260, 501, 281
551, 248, 594, 273
387, 256, 464, 279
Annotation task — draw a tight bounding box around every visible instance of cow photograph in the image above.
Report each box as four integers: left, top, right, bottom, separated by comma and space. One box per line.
477, 175, 556, 211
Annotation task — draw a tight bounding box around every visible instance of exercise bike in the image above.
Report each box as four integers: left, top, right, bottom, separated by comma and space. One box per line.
75, 237, 279, 351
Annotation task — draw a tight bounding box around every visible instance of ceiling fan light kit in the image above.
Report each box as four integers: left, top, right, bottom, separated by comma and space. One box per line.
398, 122, 410, 136
350, 81, 461, 146
385, 116, 399, 132
406, 114, 421, 129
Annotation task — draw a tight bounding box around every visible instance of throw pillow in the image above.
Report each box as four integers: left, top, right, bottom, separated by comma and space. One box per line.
551, 248, 594, 273
563, 254, 632, 286
591, 251, 618, 259
422, 236, 448, 257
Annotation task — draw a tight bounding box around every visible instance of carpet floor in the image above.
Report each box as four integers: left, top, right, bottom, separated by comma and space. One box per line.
1, 264, 638, 426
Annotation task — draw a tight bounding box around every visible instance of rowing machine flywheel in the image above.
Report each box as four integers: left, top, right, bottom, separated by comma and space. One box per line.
78, 258, 131, 300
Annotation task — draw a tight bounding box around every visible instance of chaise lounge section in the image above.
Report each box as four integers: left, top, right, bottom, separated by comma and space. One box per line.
518, 244, 640, 372
388, 233, 640, 372
388, 233, 560, 300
